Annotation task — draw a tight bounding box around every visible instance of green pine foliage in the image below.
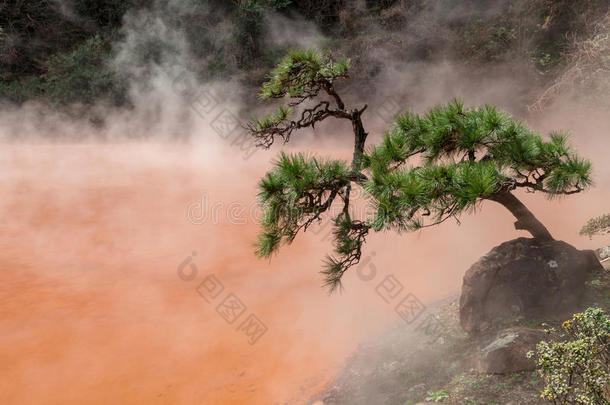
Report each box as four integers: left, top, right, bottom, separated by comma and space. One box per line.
365, 160, 503, 232
0, 34, 128, 107
44, 34, 127, 106
255, 152, 352, 258
260, 48, 349, 100
0, 76, 44, 105
251, 105, 292, 132
321, 213, 369, 293
364, 100, 592, 232
248, 48, 353, 149
249, 49, 593, 292
250, 48, 366, 291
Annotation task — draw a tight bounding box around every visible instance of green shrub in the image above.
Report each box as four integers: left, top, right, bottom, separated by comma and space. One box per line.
580, 214, 610, 239
529, 307, 610, 404
266, 0, 293, 8
0, 76, 43, 105
288, 0, 344, 28
0, 33, 127, 107
232, 1, 266, 67
73, 0, 135, 29
459, 17, 518, 62
44, 34, 127, 106
425, 389, 450, 402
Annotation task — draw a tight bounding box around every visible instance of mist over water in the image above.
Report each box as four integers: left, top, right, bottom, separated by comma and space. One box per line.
1, 2, 609, 404
1, 103, 608, 404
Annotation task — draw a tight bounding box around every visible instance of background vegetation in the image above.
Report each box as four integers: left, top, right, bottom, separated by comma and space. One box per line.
1, 0, 608, 110
530, 307, 610, 404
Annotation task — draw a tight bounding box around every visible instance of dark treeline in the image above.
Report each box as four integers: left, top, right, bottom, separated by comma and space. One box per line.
0, 0, 607, 109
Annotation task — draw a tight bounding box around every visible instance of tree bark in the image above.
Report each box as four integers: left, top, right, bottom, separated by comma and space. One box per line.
350, 107, 368, 173
487, 190, 554, 241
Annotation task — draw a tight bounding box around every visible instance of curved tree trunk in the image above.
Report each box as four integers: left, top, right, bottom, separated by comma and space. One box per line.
350, 107, 368, 173
487, 190, 554, 241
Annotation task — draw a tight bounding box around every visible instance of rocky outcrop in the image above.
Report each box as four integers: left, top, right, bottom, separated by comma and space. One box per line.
460, 238, 601, 334
597, 246, 610, 260
596, 246, 610, 270
475, 327, 546, 374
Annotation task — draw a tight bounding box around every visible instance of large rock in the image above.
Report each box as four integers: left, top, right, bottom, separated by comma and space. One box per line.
597, 246, 610, 270
475, 327, 546, 374
460, 238, 601, 334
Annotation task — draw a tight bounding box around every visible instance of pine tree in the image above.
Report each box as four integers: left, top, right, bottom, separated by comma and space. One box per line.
247, 48, 593, 292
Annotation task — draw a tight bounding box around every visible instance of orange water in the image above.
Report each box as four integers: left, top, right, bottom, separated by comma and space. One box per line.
0, 129, 607, 404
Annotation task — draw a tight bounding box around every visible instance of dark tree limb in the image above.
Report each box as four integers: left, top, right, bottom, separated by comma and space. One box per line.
486, 190, 554, 241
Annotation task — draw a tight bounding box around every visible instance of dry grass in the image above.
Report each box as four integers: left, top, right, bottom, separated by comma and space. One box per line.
529, 13, 610, 111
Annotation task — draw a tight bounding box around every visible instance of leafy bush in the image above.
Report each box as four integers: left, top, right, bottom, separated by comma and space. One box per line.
425, 389, 450, 402
529, 307, 610, 404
